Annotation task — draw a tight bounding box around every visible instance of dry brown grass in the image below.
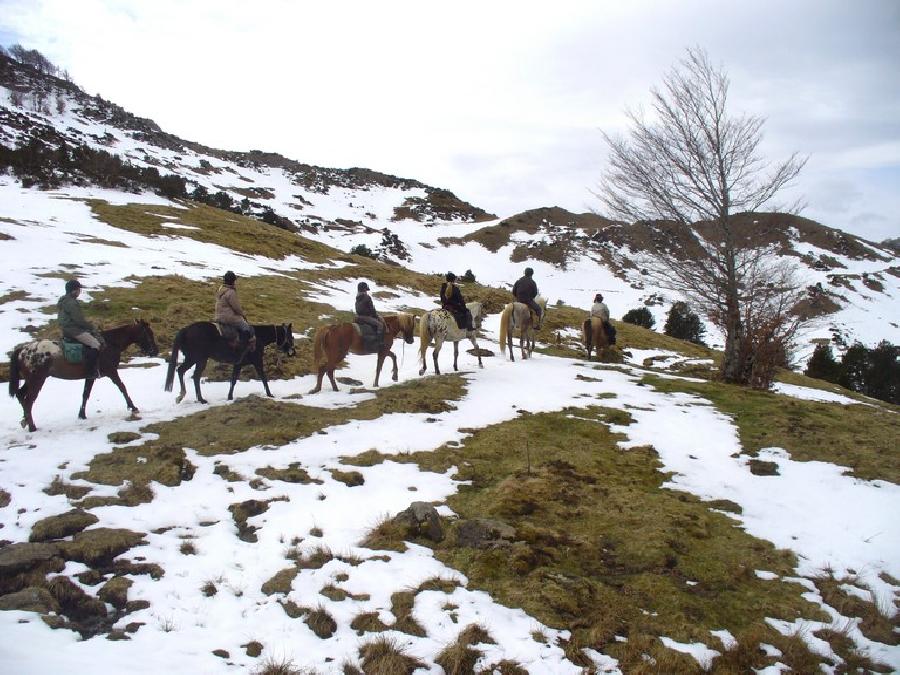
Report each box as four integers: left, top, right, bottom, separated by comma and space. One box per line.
358, 635, 424, 674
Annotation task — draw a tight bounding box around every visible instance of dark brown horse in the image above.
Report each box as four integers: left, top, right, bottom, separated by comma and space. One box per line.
8, 320, 159, 432
583, 317, 610, 361
309, 313, 416, 393
164, 322, 295, 404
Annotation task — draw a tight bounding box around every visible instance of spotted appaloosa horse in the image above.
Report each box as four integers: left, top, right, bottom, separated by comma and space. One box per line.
309, 313, 416, 393
583, 317, 610, 361
418, 302, 485, 376
499, 296, 547, 361
8, 320, 159, 432
164, 322, 295, 404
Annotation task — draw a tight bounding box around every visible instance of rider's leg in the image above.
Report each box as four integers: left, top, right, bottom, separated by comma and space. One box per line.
74, 332, 102, 378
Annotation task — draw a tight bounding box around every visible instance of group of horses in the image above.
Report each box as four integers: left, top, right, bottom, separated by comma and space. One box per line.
8, 294, 611, 432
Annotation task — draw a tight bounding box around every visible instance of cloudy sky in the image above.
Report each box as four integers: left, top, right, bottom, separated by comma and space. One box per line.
2, 0, 899, 241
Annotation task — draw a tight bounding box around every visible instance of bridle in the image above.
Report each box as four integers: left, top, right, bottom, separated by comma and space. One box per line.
275, 324, 296, 357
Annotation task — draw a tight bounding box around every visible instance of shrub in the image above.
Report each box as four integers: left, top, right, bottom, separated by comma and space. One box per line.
805, 344, 840, 383
663, 301, 705, 344
622, 307, 655, 329
350, 243, 376, 259
838, 341, 898, 404
461, 269, 476, 283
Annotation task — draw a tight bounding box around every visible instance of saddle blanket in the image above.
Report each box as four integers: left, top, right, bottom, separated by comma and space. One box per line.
61, 338, 83, 364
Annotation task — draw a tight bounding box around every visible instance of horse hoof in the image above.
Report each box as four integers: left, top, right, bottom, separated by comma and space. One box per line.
418, 369, 425, 376
175, 394, 184, 404
78, 412, 86, 420
392, 375, 398, 382
127, 411, 141, 421
20, 419, 27, 429
199, 399, 208, 405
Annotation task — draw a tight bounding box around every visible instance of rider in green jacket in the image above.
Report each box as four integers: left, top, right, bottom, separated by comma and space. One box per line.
58, 279, 104, 378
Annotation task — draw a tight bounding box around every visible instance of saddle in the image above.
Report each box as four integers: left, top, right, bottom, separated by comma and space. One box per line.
215, 323, 241, 350
61, 337, 83, 364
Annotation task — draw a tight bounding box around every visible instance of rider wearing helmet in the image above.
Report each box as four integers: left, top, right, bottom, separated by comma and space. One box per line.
440, 272, 473, 330
512, 267, 542, 324
215, 271, 256, 359
355, 281, 385, 348
58, 278, 104, 378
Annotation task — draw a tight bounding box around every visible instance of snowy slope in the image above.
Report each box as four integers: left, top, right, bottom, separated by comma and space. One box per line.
0, 183, 898, 673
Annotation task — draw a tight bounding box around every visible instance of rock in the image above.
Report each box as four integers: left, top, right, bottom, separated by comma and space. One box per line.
455, 519, 516, 549
212, 649, 229, 659
393, 502, 444, 542
29, 510, 99, 543
0, 542, 63, 575
0, 587, 59, 613
243, 641, 263, 657
98, 576, 132, 609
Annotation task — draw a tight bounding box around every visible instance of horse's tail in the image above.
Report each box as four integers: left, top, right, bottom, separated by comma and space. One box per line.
499, 304, 512, 355
8, 347, 21, 398
164, 328, 183, 392
418, 311, 432, 366
312, 326, 330, 369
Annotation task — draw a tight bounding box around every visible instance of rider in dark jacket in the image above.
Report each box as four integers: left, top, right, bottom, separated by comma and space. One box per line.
355, 281, 385, 346
58, 278, 103, 378
512, 267, 542, 324
440, 272, 473, 330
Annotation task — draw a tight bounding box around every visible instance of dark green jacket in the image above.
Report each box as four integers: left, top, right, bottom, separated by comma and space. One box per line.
57, 294, 95, 338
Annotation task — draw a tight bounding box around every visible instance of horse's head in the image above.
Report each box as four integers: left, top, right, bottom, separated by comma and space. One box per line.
398, 313, 416, 344
134, 319, 159, 357
277, 323, 297, 357
467, 302, 485, 330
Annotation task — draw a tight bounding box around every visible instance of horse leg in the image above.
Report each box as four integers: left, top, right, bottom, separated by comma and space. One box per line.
309, 366, 326, 394
452, 342, 459, 371
108, 371, 139, 414
374, 352, 385, 387
507, 322, 515, 362
432, 340, 442, 375
389, 350, 398, 382
79, 378, 96, 419
228, 363, 240, 400
193, 358, 208, 404
327, 368, 338, 392
470, 336, 483, 368
175, 358, 195, 404
253, 359, 273, 398
19, 374, 44, 432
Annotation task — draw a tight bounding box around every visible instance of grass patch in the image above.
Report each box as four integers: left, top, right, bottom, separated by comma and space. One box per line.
358, 635, 424, 674
369, 407, 831, 670
304, 605, 337, 639
643, 374, 900, 483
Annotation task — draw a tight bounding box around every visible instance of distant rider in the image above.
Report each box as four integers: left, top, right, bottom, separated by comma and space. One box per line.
57, 278, 104, 378
440, 272, 473, 330
512, 267, 542, 325
215, 271, 256, 359
590, 293, 616, 345
355, 281, 385, 348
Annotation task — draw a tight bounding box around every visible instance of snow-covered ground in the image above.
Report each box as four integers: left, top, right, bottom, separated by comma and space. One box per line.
0, 183, 898, 673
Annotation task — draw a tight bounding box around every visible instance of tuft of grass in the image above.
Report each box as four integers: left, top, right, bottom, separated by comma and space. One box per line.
812, 573, 899, 646
201, 579, 218, 597
358, 635, 424, 675
256, 463, 322, 485
304, 605, 337, 639
359, 515, 408, 553
251, 655, 306, 675
329, 469, 365, 487
179, 540, 197, 555
261, 568, 299, 596
350, 611, 390, 635
435, 623, 497, 675
43, 475, 91, 500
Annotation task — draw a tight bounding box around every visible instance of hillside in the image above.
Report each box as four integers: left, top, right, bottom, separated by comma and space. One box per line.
0, 52, 898, 674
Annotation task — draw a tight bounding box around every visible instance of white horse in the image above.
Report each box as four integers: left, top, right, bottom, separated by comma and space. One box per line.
499, 296, 547, 361
418, 302, 485, 375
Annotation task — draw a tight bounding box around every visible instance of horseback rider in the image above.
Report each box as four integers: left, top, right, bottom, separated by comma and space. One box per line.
355, 281, 385, 348
512, 267, 542, 326
215, 271, 256, 359
590, 293, 617, 345
440, 272, 473, 331
57, 278, 104, 378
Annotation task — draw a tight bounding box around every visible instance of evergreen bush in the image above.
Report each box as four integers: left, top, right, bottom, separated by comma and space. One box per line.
622, 307, 655, 329
663, 302, 705, 344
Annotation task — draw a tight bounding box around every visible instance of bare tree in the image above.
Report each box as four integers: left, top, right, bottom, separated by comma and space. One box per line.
597, 47, 807, 385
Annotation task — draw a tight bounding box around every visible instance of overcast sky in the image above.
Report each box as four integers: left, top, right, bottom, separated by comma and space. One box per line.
2, 0, 899, 242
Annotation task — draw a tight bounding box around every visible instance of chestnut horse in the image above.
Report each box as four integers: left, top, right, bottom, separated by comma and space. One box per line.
583, 317, 610, 361
309, 313, 416, 393
499, 296, 547, 361
8, 320, 159, 432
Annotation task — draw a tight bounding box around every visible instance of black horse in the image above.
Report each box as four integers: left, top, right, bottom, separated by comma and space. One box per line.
164, 322, 295, 404
9, 320, 159, 432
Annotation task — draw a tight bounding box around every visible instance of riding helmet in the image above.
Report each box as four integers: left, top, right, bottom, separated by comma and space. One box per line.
595, 293, 604, 302
524, 267, 534, 276
358, 281, 370, 292
223, 270, 237, 284
65, 279, 82, 294
445, 272, 456, 282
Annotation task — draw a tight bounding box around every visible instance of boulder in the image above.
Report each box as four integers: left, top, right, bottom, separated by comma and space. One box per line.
392, 502, 444, 542
0, 542, 62, 575
455, 519, 516, 549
